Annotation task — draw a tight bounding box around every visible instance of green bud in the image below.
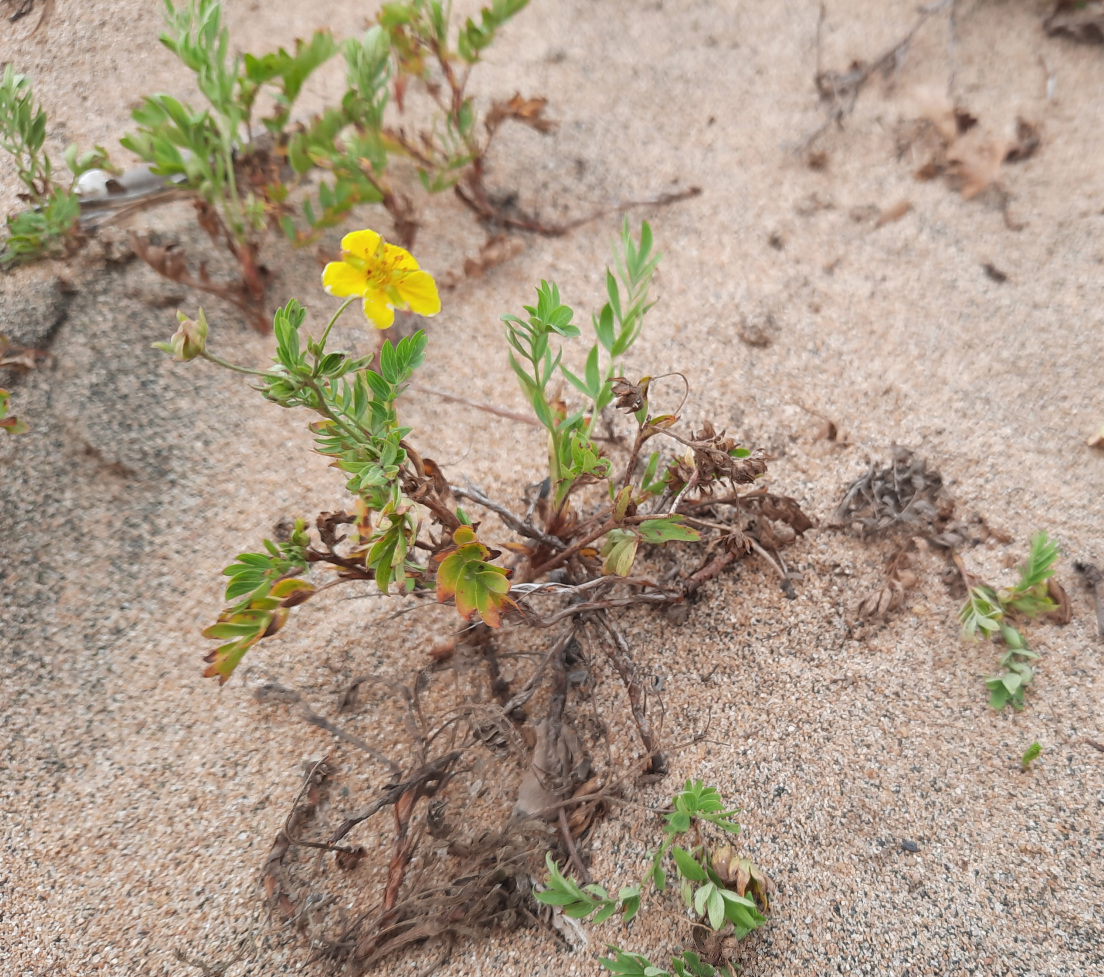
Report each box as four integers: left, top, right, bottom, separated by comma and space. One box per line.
154, 308, 208, 361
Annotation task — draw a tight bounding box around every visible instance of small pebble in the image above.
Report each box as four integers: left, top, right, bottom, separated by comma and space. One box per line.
901, 839, 919, 853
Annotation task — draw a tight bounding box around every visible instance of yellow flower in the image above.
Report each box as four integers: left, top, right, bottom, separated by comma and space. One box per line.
322, 229, 441, 329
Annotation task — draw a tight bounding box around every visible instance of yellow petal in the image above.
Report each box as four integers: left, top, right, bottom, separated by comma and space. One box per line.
382, 241, 420, 271
340, 228, 382, 260
322, 260, 367, 297
395, 270, 441, 317
362, 289, 395, 330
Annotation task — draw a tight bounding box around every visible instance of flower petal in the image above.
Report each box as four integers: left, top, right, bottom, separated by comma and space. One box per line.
323, 261, 367, 297
382, 241, 420, 271
340, 228, 382, 260
395, 270, 441, 317
362, 288, 395, 330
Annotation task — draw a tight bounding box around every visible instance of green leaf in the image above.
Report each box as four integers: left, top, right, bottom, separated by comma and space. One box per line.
637, 517, 700, 544
601, 529, 639, 577
435, 525, 513, 627
706, 886, 725, 930
672, 846, 707, 882
693, 880, 712, 917
1021, 740, 1042, 770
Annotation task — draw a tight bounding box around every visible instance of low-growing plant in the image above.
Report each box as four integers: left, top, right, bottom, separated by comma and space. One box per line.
159, 220, 807, 964
123, 0, 545, 328
0, 386, 28, 434
535, 779, 769, 976
0, 64, 115, 264
958, 531, 1062, 710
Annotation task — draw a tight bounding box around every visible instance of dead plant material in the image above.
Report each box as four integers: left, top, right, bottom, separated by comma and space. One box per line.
796, 0, 954, 156
0, 334, 48, 371
1045, 577, 1072, 625
129, 232, 269, 332
263, 758, 332, 920
484, 93, 558, 136
738, 310, 777, 348
857, 546, 920, 620
1073, 561, 1104, 638
834, 446, 954, 538
875, 200, 912, 227
898, 101, 1040, 221
462, 234, 526, 280
3, 0, 52, 33
1045, 1, 1104, 45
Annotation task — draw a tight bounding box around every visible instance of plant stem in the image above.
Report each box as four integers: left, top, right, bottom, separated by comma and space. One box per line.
318, 295, 358, 349
200, 351, 271, 377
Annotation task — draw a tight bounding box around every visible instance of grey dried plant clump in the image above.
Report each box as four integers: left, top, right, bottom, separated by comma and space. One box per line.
835, 446, 959, 545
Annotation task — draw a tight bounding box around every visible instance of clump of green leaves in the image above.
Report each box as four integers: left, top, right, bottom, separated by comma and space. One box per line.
959, 531, 1062, 710
161, 220, 792, 683
0, 64, 114, 264
535, 780, 769, 976
121, 0, 538, 324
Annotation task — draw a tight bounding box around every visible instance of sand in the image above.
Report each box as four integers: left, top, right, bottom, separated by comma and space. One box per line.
2, 1, 1103, 975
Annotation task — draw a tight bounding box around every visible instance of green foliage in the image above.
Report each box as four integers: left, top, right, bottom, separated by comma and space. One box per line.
121, 0, 261, 248
1021, 740, 1042, 770
160, 262, 515, 678
601, 948, 717, 977
959, 532, 1061, 710
0, 65, 110, 264
535, 780, 768, 976
435, 526, 515, 627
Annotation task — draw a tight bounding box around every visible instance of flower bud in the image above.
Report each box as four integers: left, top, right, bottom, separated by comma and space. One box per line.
154, 308, 208, 361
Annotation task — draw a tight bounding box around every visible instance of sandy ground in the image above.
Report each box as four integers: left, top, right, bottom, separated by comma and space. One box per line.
2, 1, 1104, 975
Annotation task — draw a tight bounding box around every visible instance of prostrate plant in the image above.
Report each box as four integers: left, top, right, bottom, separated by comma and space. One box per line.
123, 0, 544, 327
0, 386, 28, 435
535, 780, 769, 976
161, 220, 810, 964
0, 65, 115, 264
958, 531, 1062, 710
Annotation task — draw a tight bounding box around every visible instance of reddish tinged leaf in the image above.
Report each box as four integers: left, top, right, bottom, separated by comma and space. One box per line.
434, 525, 514, 627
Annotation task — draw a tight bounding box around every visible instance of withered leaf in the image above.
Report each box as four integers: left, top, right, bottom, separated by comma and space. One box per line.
947, 136, 1007, 200
1004, 118, 1041, 164
608, 376, 649, 413
758, 494, 815, 536
1045, 577, 1072, 625
484, 93, 557, 134
1044, 1, 1104, 45
335, 846, 367, 871
875, 200, 912, 227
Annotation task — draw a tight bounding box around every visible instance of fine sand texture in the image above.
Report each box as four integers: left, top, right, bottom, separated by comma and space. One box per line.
2, 2, 1103, 976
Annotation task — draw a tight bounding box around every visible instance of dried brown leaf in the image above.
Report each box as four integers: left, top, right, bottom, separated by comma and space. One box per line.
947, 136, 1007, 200
1004, 118, 1041, 163
485, 93, 557, 134
608, 376, 649, 413
1046, 578, 1072, 625
463, 234, 525, 279
875, 200, 912, 227
1045, 1, 1104, 45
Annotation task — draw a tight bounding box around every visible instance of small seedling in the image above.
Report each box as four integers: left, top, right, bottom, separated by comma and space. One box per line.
1021, 741, 1042, 770
0, 64, 114, 264
958, 531, 1062, 710
535, 780, 769, 975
